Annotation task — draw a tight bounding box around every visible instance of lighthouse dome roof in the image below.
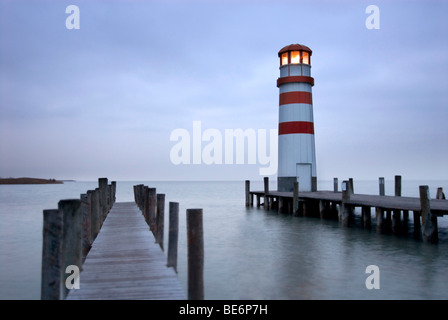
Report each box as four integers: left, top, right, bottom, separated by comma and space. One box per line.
278, 44, 312, 57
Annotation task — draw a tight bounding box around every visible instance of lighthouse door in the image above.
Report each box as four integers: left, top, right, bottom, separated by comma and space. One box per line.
296, 163, 312, 192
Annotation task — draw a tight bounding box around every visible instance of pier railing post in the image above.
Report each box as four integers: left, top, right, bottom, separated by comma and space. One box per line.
419, 185, 438, 244
187, 208, 204, 300
340, 180, 354, 227
436, 187, 446, 199
293, 181, 299, 216
264, 177, 269, 210
41, 209, 63, 300
80, 193, 92, 263
148, 188, 157, 232
59, 199, 82, 299
333, 178, 338, 192
393, 175, 402, 234
245, 180, 250, 207
156, 193, 165, 250
167, 202, 179, 272
98, 178, 108, 224
379, 177, 385, 196
91, 188, 101, 241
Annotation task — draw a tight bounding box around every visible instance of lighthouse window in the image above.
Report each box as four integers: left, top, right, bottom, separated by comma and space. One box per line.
281, 52, 289, 65
290, 51, 300, 64
302, 52, 310, 64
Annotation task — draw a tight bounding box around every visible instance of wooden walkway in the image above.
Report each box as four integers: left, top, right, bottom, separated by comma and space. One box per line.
250, 190, 448, 216
66, 202, 185, 300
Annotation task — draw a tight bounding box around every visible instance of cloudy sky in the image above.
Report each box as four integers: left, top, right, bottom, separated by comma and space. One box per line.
1, 0, 447, 182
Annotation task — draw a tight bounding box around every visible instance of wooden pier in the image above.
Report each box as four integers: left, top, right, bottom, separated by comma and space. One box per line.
65, 202, 185, 300
41, 179, 204, 300
246, 176, 448, 244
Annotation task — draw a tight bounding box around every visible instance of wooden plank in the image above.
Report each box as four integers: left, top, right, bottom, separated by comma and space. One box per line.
250, 190, 448, 215
66, 202, 185, 300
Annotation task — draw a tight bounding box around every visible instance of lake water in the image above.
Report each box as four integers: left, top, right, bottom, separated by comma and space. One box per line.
1, 179, 447, 300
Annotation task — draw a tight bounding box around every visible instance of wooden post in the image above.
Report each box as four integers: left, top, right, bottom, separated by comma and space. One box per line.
187, 208, 204, 300
333, 178, 338, 192
349, 178, 354, 194
245, 180, 250, 207
419, 185, 438, 244
278, 196, 284, 214
293, 181, 299, 216
148, 188, 157, 232
142, 186, 148, 222
395, 175, 402, 197
311, 176, 317, 192
263, 177, 269, 210
111, 181, 117, 204
392, 175, 402, 234
436, 187, 446, 199
59, 199, 82, 299
41, 209, 63, 300
362, 206, 372, 229
413, 210, 421, 239
319, 200, 326, 219
156, 193, 165, 250
376, 207, 384, 233
98, 178, 108, 223
167, 202, 179, 272
80, 193, 92, 263
379, 177, 385, 196
340, 180, 354, 227
91, 188, 101, 241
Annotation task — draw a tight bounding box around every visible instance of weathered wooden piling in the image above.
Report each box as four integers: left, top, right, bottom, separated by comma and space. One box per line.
147, 188, 157, 232
293, 181, 299, 216
187, 208, 204, 300
333, 178, 338, 192
379, 177, 385, 196
420, 185, 438, 244
437, 187, 446, 200
156, 194, 165, 250
80, 193, 92, 262
98, 178, 108, 223
59, 199, 82, 299
264, 177, 269, 210
167, 202, 179, 272
90, 188, 101, 241
362, 206, 372, 229
41, 209, 63, 300
340, 180, 354, 227
245, 180, 250, 207
392, 175, 402, 234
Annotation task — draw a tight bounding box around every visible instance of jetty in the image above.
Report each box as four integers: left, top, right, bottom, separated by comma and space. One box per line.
246, 176, 448, 244
41, 179, 204, 300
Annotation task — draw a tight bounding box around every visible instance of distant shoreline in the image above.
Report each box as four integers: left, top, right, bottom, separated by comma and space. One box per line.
0, 177, 64, 185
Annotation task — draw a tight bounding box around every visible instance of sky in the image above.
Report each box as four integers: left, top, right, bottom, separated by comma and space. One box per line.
0, 0, 447, 182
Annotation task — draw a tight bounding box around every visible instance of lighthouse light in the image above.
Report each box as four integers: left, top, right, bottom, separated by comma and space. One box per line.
290, 51, 300, 64
281, 52, 289, 65
302, 52, 310, 64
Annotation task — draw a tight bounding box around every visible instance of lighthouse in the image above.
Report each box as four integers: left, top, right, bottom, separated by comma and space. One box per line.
277, 44, 317, 192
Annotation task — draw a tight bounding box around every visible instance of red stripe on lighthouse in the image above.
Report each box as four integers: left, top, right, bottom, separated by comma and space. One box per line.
279, 121, 314, 135
277, 76, 314, 87
279, 92, 313, 105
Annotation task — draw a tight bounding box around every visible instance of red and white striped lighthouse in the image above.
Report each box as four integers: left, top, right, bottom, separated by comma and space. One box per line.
277, 44, 317, 192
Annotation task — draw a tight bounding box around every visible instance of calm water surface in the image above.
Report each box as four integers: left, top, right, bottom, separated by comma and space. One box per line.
1, 180, 447, 300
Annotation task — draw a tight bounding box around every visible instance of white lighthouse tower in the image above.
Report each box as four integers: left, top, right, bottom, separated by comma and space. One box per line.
277, 44, 317, 192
